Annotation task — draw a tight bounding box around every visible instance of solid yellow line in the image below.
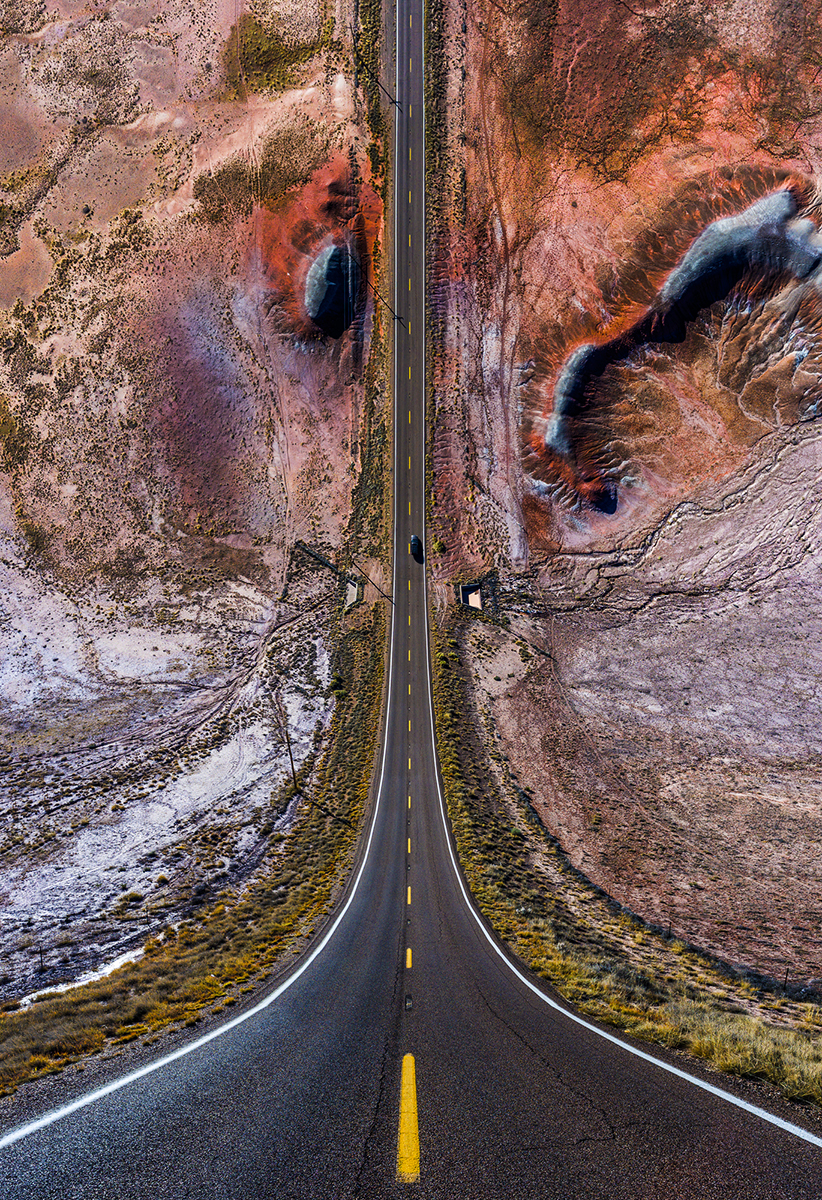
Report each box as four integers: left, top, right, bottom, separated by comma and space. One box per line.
407, 886, 411, 904
406, 946, 412, 968
397, 1054, 420, 1182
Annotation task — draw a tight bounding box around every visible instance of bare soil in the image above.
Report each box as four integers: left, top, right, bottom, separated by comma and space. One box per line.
430, 0, 822, 984
0, 0, 385, 1002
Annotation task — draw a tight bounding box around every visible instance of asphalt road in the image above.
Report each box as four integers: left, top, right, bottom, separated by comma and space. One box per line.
1, 3, 822, 1197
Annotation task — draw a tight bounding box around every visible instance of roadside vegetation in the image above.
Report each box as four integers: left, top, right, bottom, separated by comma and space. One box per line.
0, 604, 385, 1098
222, 12, 340, 99
354, 0, 388, 186
431, 611, 822, 1107
421, 0, 822, 1111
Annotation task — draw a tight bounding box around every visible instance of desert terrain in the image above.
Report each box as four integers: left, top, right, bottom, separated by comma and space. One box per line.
0, 0, 386, 1014
2, 0, 822, 1109
429, 0, 822, 985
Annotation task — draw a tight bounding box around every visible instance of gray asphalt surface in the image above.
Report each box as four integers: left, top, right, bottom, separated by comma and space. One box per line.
1, 3, 822, 1197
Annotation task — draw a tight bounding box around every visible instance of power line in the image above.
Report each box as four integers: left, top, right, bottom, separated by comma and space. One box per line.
350, 22, 401, 110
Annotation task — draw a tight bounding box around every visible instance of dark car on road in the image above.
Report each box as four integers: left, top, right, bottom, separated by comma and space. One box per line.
410, 534, 423, 561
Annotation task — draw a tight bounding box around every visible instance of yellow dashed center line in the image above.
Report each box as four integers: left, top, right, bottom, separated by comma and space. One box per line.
407, 886, 411, 905
406, 946, 412, 968
397, 1054, 420, 1183
408, 837, 411, 853
408, 794, 411, 808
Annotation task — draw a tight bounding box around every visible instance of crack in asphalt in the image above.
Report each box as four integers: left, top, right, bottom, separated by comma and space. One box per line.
474, 983, 621, 1146
351, 951, 404, 1197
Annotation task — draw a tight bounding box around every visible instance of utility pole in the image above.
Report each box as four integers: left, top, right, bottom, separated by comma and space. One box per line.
273, 692, 299, 795
363, 271, 405, 325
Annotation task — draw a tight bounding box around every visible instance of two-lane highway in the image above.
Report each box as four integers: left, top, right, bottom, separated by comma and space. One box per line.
2, 1, 822, 1195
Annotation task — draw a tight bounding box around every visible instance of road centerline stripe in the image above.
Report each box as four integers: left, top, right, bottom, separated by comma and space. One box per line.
396, 1054, 420, 1183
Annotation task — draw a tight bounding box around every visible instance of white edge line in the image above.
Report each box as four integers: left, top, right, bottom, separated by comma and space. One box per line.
416, 12, 822, 1157
0, 24, 407, 1152
2, 637, 398, 1152
421, 542, 822, 1149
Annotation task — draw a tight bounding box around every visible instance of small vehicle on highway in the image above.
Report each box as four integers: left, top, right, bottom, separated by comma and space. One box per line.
410, 534, 423, 561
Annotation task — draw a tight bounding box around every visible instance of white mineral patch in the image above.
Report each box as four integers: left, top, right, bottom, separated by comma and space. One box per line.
92, 625, 205, 681
304, 244, 335, 319
18, 946, 147, 1010
0, 685, 329, 943
0, 559, 94, 708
